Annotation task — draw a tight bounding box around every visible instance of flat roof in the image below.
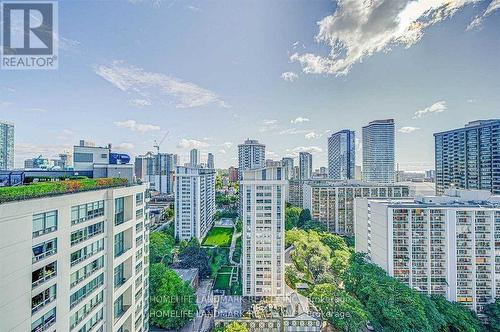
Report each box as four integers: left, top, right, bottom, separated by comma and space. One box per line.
0, 178, 131, 204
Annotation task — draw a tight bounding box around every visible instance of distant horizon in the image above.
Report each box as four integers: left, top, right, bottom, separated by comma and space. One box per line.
1, 0, 499, 172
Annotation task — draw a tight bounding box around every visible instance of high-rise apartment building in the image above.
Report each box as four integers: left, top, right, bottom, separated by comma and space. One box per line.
241, 166, 285, 297
0, 181, 150, 332
355, 189, 500, 313
228, 166, 238, 183
135, 153, 176, 195
281, 157, 294, 180
190, 149, 199, 167
328, 130, 355, 180
238, 139, 266, 217
0, 121, 14, 170
299, 152, 312, 180
362, 119, 395, 183
434, 120, 500, 195
302, 180, 410, 235
174, 166, 215, 241
207, 153, 214, 169
237, 139, 266, 181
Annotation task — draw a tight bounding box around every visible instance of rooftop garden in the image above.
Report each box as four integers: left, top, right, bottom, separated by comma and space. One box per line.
0, 177, 129, 204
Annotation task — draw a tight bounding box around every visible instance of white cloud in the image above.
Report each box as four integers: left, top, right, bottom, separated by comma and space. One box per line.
187, 5, 201, 12
305, 131, 320, 139
221, 142, 233, 149
290, 117, 310, 124
413, 101, 447, 119
279, 128, 308, 135
260, 119, 278, 132
0, 101, 12, 107
281, 71, 298, 82
15, 143, 71, 166
219, 149, 227, 154
115, 143, 135, 151
177, 138, 210, 149
114, 120, 160, 133
95, 61, 228, 109
56, 128, 76, 141
286, 146, 323, 157
467, 98, 477, 103
467, 0, 500, 30
291, 0, 481, 75
30, 108, 47, 113
130, 98, 152, 107
398, 126, 420, 133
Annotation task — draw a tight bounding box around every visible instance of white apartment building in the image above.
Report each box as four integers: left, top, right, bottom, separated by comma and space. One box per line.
302, 180, 410, 235
0, 183, 150, 332
174, 166, 216, 241
355, 189, 500, 313
241, 166, 285, 297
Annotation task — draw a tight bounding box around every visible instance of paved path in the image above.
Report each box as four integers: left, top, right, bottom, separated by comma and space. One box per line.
228, 228, 241, 266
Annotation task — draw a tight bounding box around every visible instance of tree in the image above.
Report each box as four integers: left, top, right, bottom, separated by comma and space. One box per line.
431, 295, 483, 332
285, 206, 301, 230
298, 208, 311, 228
150, 263, 169, 298
150, 268, 197, 330
344, 253, 438, 332
150, 232, 175, 264
484, 299, 500, 332
310, 283, 369, 332
163, 207, 174, 221
176, 239, 211, 278
213, 322, 248, 332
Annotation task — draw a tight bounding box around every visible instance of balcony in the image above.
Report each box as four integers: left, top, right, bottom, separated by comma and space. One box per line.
115, 305, 131, 321
31, 315, 56, 332
32, 295, 56, 314
32, 272, 56, 289
32, 249, 57, 263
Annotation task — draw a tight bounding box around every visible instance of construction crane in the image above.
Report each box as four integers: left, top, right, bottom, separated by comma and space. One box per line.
153, 131, 169, 155
153, 131, 169, 194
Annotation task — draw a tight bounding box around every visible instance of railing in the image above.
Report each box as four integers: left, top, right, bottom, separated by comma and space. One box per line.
71, 265, 104, 288
71, 229, 103, 246
70, 249, 103, 267
33, 226, 57, 238
32, 295, 56, 314
115, 246, 131, 258
115, 305, 131, 321
31, 315, 56, 332
70, 298, 103, 330
32, 271, 57, 288
32, 249, 57, 263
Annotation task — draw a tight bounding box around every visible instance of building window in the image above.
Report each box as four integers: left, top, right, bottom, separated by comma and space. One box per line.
70, 239, 104, 267
31, 284, 56, 314
136, 208, 144, 220
71, 201, 104, 225
32, 262, 57, 288
70, 256, 105, 288
114, 263, 125, 288
32, 239, 57, 263
136, 193, 144, 205
114, 295, 125, 319
31, 307, 56, 332
115, 198, 125, 225
70, 273, 104, 308
114, 232, 126, 257
70, 221, 104, 246
32, 211, 57, 237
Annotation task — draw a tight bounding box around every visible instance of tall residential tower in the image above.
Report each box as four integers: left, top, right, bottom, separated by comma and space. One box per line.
299, 152, 312, 180
362, 119, 395, 183
0, 121, 14, 170
328, 130, 355, 180
241, 166, 285, 297
434, 120, 500, 195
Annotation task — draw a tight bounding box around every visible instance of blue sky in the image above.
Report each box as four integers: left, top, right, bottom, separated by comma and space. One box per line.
1, 0, 499, 170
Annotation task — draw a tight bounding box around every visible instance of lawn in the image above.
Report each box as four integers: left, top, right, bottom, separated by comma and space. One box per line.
214, 272, 231, 290
202, 227, 233, 247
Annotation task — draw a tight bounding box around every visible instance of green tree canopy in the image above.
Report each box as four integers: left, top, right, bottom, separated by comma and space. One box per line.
285, 206, 301, 230
149, 267, 197, 330
431, 295, 483, 332
310, 283, 369, 332
150, 232, 175, 264
298, 208, 312, 227
484, 299, 500, 332
176, 239, 211, 278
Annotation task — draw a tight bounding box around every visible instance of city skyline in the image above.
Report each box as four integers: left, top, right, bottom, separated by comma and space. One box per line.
1, 1, 499, 170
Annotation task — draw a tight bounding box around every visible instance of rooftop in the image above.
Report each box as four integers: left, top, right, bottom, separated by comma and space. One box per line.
0, 177, 129, 204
